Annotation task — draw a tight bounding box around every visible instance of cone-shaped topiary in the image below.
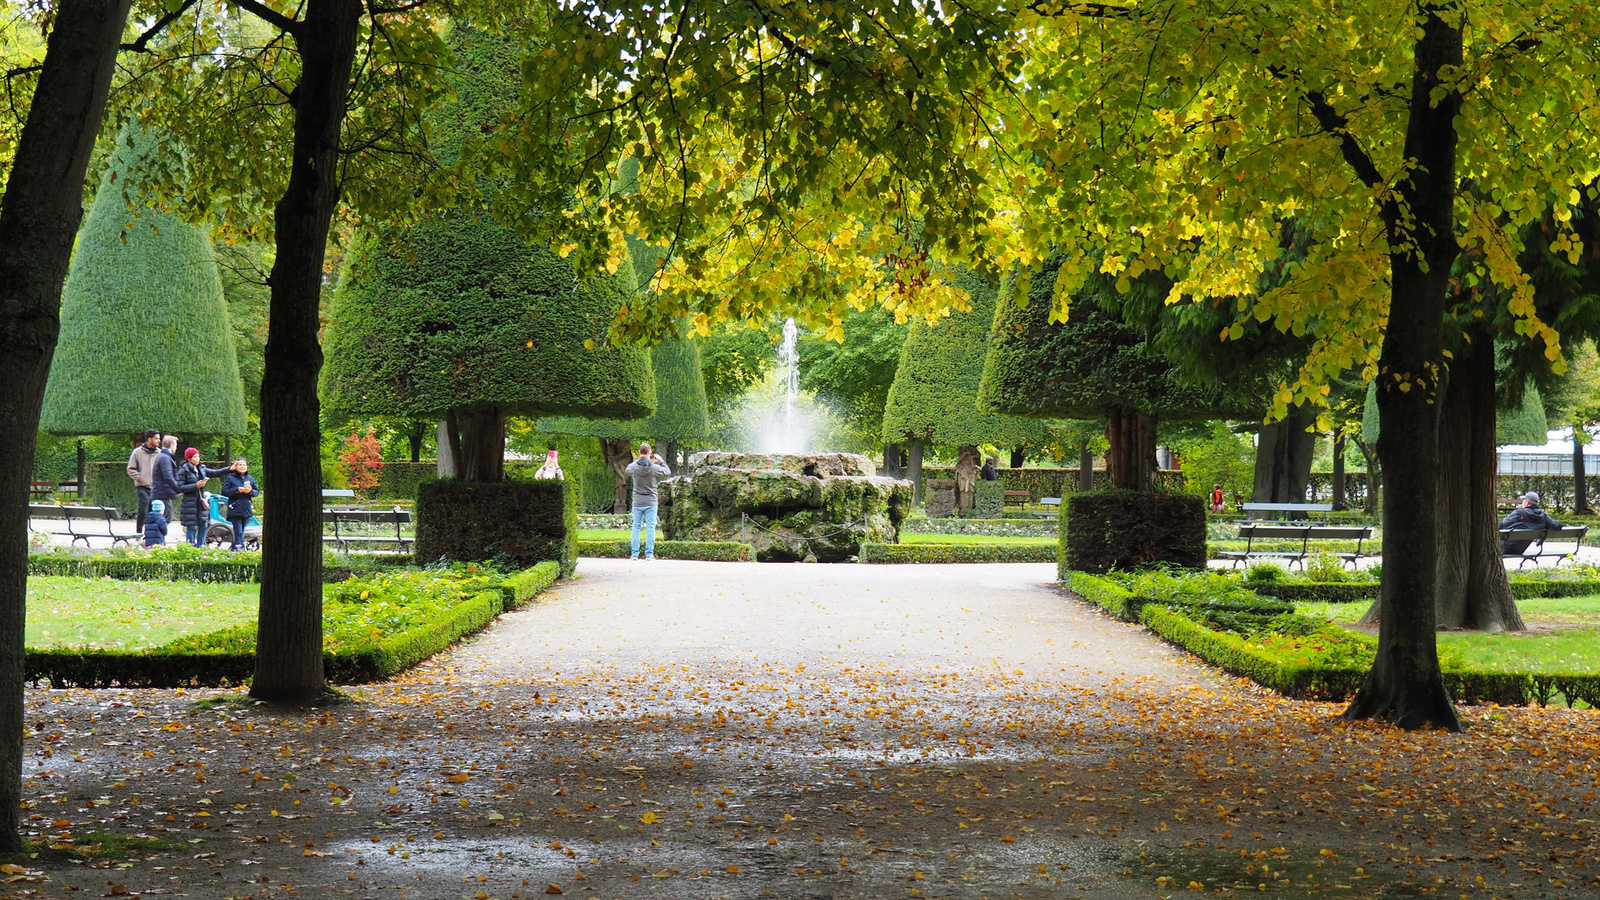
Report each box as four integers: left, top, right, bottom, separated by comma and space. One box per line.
320, 24, 653, 483
40, 123, 248, 437
881, 268, 1045, 508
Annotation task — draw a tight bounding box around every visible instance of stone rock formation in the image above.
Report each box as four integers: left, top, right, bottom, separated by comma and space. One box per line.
660, 452, 912, 561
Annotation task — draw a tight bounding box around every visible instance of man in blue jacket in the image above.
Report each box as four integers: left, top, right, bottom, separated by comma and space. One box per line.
150, 437, 183, 523
1500, 492, 1562, 556
625, 443, 671, 560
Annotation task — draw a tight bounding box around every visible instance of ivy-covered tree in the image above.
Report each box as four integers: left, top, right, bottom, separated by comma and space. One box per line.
320, 25, 654, 484
881, 269, 1044, 508
540, 335, 711, 511
39, 123, 248, 440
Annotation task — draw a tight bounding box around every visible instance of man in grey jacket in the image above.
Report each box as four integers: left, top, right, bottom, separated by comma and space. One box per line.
126, 430, 161, 532
626, 443, 671, 560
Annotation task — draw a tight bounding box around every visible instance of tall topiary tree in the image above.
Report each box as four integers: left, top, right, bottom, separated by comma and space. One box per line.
540, 335, 712, 512
39, 122, 248, 439
881, 269, 1046, 509
320, 25, 654, 485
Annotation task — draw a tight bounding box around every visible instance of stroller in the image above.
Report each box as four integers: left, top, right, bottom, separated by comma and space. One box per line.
206, 492, 262, 550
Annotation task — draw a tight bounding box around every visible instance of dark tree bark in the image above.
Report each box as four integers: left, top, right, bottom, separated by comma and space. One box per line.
1252, 407, 1316, 503
452, 407, 506, 483
252, 0, 362, 702
600, 438, 634, 513
663, 439, 680, 474
1331, 428, 1347, 509
1104, 409, 1157, 490
907, 443, 925, 503
881, 443, 904, 479
1079, 440, 1095, 491
1430, 335, 1522, 632
1009, 447, 1025, 469
1574, 432, 1591, 515
0, 0, 132, 849
1353, 435, 1381, 514
1341, 7, 1462, 730
954, 444, 981, 510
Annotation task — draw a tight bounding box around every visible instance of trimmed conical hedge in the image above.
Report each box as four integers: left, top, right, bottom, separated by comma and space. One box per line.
319, 24, 653, 424
539, 334, 710, 442
40, 124, 248, 436
881, 269, 1046, 447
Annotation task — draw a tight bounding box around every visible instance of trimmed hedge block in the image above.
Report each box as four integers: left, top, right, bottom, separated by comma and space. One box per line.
1248, 582, 1378, 603
325, 590, 502, 683
503, 560, 561, 608
857, 542, 1057, 564
415, 480, 577, 575
1062, 490, 1205, 575
973, 480, 1005, 518
577, 540, 755, 561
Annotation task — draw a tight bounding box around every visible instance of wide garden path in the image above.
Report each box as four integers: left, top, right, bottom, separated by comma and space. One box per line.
19, 559, 1600, 899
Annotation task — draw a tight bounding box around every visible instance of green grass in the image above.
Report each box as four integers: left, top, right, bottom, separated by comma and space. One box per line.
900, 532, 1056, 546
580, 528, 630, 540
26, 576, 258, 651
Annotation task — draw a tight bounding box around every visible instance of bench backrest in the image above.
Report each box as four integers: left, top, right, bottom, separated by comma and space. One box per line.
1302, 526, 1373, 540
1500, 525, 1588, 541
1238, 525, 1317, 539
27, 503, 71, 518
323, 508, 410, 524
322, 488, 357, 499
1241, 502, 1333, 512
32, 504, 115, 518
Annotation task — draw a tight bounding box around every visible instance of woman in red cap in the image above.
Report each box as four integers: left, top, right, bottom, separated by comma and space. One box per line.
176, 447, 230, 547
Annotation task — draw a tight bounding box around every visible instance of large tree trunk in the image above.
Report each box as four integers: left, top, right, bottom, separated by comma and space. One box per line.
1343, 8, 1462, 731
600, 438, 633, 513
907, 443, 925, 503
1104, 409, 1157, 490
1079, 440, 1094, 491
1252, 407, 1316, 503
881, 443, 904, 479
1330, 429, 1347, 509
954, 445, 981, 510
663, 439, 680, 475
454, 407, 506, 483
253, 0, 362, 702
1574, 432, 1590, 514
0, 0, 131, 851
1009, 447, 1025, 469
1430, 334, 1522, 632
437, 418, 457, 478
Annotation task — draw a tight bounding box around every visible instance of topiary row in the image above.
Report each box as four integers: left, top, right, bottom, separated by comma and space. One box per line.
1062, 490, 1206, 576
576, 540, 755, 561
29, 551, 417, 584
857, 542, 1057, 564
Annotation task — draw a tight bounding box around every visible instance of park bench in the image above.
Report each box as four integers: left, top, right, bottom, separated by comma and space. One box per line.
1501, 525, 1589, 568
29, 481, 55, 500
1003, 490, 1031, 509
27, 503, 139, 548
1240, 501, 1334, 521
1217, 523, 1374, 570
322, 507, 412, 554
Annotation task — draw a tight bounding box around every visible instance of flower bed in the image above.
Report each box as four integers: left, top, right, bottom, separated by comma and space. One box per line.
857, 542, 1057, 564
900, 518, 1056, 537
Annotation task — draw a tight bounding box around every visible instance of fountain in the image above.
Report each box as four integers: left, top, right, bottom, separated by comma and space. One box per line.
757, 317, 806, 453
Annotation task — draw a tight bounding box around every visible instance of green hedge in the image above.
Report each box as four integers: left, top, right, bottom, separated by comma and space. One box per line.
1062, 490, 1206, 575
902, 518, 1056, 537
324, 590, 503, 683
577, 539, 754, 561
973, 480, 1005, 518
29, 550, 415, 584
857, 542, 1057, 564
415, 480, 577, 575
1246, 579, 1600, 603
25, 650, 254, 689
503, 560, 561, 608
1063, 571, 1141, 620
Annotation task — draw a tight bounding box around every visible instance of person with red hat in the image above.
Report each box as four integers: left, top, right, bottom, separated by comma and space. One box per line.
176, 447, 230, 547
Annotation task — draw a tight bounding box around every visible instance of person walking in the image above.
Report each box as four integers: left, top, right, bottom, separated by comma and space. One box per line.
143, 499, 169, 549
1210, 484, 1226, 513
177, 448, 229, 547
221, 458, 261, 551
126, 430, 161, 531
625, 442, 671, 560
1499, 491, 1562, 557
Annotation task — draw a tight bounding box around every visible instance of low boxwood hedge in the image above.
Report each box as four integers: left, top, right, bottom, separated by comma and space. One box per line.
29, 550, 416, 584
901, 518, 1057, 538
503, 560, 561, 608
1246, 578, 1600, 603
1063, 571, 1141, 620
577, 540, 754, 561
857, 542, 1057, 564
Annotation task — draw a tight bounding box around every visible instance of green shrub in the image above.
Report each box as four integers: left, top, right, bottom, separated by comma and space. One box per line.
503, 561, 561, 608
415, 480, 577, 575
973, 480, 1006, 518
1062, 490, 1206, 575
1249, 582, 1378, 603
1302, 553, 1349, 583
1246, 561, 1287, 583
577, 540, 754, 561
1063, 571, 1140, 620
901, 518, 1056, 537
857, 542, 1057, 564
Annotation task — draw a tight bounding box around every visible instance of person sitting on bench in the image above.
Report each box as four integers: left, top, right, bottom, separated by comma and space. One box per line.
1500, 491, 1562, 555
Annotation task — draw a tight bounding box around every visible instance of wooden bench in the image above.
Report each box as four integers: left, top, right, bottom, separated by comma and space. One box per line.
1218, 524, 1374, 569
28, 481, 55, 500
1002, 490, 1031, 508
322, 507, 412, 554
1501, 525, 1588, 568
1240, 502, 1334, 521
27, 503, 139, 548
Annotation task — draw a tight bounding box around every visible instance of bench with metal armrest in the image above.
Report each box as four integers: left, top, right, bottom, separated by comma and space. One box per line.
1500, 525, 1588, 567
322, 507, 412, 554
27, 503, 139, 547
1217, 523, 1374, 569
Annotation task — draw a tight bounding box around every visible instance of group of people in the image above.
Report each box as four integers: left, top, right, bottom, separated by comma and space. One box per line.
126, 430, 261, 550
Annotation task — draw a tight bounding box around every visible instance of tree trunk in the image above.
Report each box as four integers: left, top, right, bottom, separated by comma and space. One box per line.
1330, 429, 1346, 509
1353, 436, 1381, 515
1009, 447, 1025, 469
252, 0, 362, 703
454, 407, 506, 483
1079, 440, 1094, 491
1342, 7, 1462, 731
1104, 409, 1157, 490
437, 417, 458, 478
408, 424, 423, 463
1252, 407, 1316, 503
954, 445, 981, 510
0, 0, 131, 851
1428, 335, 1522, 632
76, 439, 86, 498
664, 439, 680, 475
882, 443, 904, 479
600, 438, 634, 513
1574, 432, 1590, 515
907, 443, 924, 503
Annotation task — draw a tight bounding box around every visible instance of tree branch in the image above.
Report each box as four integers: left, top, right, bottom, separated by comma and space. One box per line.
121, 0, 201, 54
227, 0, 301, 35
1027, 1, 1134, 18
1304, 89, 1384, 190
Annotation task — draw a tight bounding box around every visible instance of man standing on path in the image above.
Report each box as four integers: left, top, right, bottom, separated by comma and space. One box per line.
150, 436, 183, 529
626, 442, 671, 560
127, 430, 161, 531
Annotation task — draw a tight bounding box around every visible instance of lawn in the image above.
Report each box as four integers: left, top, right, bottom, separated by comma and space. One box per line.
1295, 595, 1600, 674
26, 576, 259, 651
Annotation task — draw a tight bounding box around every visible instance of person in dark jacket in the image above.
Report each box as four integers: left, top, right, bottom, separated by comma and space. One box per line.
221, 458, 261, 551
979, 456, 999, 481
143, 499, 169, 548
150, 440, 183, 524
177, 448, 230, 547
1500, 491, 1562, 556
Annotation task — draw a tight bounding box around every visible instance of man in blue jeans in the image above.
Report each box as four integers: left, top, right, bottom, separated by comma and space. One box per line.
626, 443, 671, 560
